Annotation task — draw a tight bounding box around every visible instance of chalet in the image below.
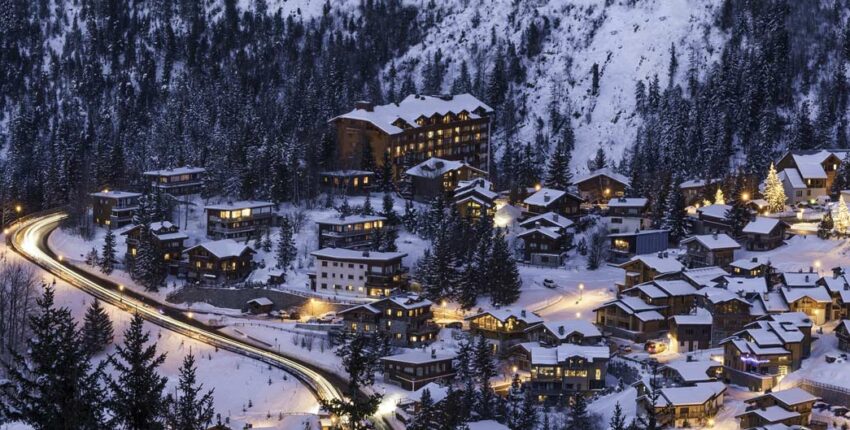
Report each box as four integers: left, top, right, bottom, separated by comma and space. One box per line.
142, 167, 205, 196
668, 309, 713, 353
681, 266, 730, 289
184, 240, 255, 283
662, 360, 723, 385
318, 170, 374, 195
637, 382, 726, 428
775, 149, 845, 205
339, 295, 439, 347
518, 212, 575, 232
526, 344, 609, 402
721, 321, 805, 391
121, 221, 188, 274
682, 233, 740, 269
404, 157, 486, 202
465, 309, 543, 353
730, 257, 772, 278
517, 226, 569, 267
695, 288, 753, 345
742, 217, 788, 251
617, 254, 684, 290
691, 204, 733, 235
453, 178, 497, 221
309, 248, 407, 297
329, 94, 494, 179
593, 296, 666, 342
608, 229, 670, 263
750, 290, 791, 316
758, 312, 813, 358
380, 349, 456, 391
735, 406, 805, 429
524, 320, 603, 347
204, 201, 275, 239
720, 276, 769, 298
245, 297, 274, 315
680, 179, 718, 205
522, 187, 583, 218
836, 320, 850, 351
90, 190, 142, 227
738, 387, 820, 428
818, 270, 850, 320
746, 198, 770, 215
778, 283, 831, 325
621, 280, 698, 317
316, 215, 388, 250
574, 168, 629, 204
604, 197, 650, 234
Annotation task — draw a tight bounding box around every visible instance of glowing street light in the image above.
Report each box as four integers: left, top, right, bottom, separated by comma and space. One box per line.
14, 204, 21, 213
741, 192, 750, 202
579, 283, 585, 301
575, 312, 581, 319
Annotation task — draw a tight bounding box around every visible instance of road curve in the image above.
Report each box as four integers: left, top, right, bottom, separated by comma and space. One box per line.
9, 212, 345, 406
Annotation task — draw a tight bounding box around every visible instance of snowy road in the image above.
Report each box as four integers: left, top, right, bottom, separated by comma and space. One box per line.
8, 211, 345, 409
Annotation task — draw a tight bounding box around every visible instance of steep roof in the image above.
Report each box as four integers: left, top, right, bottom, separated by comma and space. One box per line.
331, 94, 493, 135
682, 234, 741, 250
531, 320, 602, 340
519, 212, 575, 230
573, 168, 630, 187
743, 217, 784, 235
185, 239, 254, 258
621, 254, 684, 274
517, 226, 562, 240
780, 168, 806, 189
780, 285, 832, 304
530, 344, 609, 365
523, 188, 582, 207
792, 152, 829, 179
406, 157, 484, 178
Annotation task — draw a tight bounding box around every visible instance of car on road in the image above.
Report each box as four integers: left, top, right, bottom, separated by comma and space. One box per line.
644, 339, 667, 354
543, 279, 557, 289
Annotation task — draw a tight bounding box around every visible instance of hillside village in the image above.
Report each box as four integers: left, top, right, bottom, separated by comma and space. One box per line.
36, 93, 850, 430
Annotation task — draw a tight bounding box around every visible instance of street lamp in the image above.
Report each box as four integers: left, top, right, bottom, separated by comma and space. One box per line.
576, 312, 581, 319
579, 283, 585, 301
741, 192, 750, 202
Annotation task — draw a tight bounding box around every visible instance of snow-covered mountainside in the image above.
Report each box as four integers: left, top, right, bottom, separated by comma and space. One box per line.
388, 0, 727, 171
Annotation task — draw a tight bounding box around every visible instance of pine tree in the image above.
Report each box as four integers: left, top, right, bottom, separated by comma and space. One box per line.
402, 199, 418, 231
454, 338, 475, 384
819, 210, 834, 239
726, 199, 752, 237
764, 163, 787, 214
586, 226, 610, 270
661, 180, 688, 242
380, 193, 399, 226
0, 286, 107, 429
591, 148, 607, 170
544, 136, 573, 190
361, 194, 374, 215
835, 195, 850, 235
419, 229, 460, 300
610, 402, 626, 430
833, 158, 850, 195
714, 188, 726, 205
165, 353, 215, 430
109, 313, 168, 429
488, 229, 521, 306
100, 225, 117, 274
568, 394, 590, 429
132, 226, 167, 292
408, 389, 439, 430
276, 217, 296, 270
82, 299, 114, 356
473, 335, 496, 385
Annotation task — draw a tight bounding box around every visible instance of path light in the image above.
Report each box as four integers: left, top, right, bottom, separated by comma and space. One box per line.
579, 283, 585, 301
512, 365, 518, 374
576, 312, 581, 318
15, 205, 21, 213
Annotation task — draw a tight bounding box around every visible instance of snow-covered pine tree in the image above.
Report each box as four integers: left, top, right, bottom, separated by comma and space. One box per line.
82, 299, 114, 356
819, 211, 834, 238
454, 338, 475, 385
833, 157, 850, 195
586, 225, 610, 270
568, 392, 590, 429
100, 225, 117, 275
714, 188, 726, 205
276, 217, 296, 270
0, 286, 106, 428
544, 134, 573, 190
407, 389, 439, 430
380, 193, 399, 226
661, 179, 689, 242
488, 229, 521, 307
109, 313, 168, 429
132, 226, 167, 292
165, 353, 215, 430
591, 147, 607, 170
610, 402, 627, 430
361, 194, 374, 215
419, 230, 460, 301
85, 247, 100, 266
764, 163, 787, 213
726, 198, 752, 237
379, 225, 398, 252
402, 199, 418, 231
835, 195, 850, 235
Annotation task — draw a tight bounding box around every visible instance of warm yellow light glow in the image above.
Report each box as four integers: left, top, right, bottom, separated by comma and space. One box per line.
2, 228, 8, 235
118, 284, 124, 291
534, 183, 542, 191
604, 188, 611, 195
741, 192, 750, 201
57, 255, 63, 261
814, 260, 821, 269
512, 366, 518, 374
579, 283, 584, 290
575, 312, 581, 318
441, 300, 447, 308
187, 312, 194, 319
15, 205, 21, 213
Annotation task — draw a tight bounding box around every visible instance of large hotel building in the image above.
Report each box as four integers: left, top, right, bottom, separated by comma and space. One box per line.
328, 94, 493, 180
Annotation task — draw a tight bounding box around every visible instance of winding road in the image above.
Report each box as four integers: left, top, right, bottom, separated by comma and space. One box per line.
8, 211, 347, 408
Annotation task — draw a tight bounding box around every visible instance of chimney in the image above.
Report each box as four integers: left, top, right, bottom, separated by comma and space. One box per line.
521, 310, 527, 318
363, 251, 370, 257
805, 275, 809, 283
435, 161, 444, 169
558, 325, 565, 335
355, 100, 374, 112
687, 355, 695, 362
764, 292, 770, 301
809, 267, 814, 273
431, 349, 436, 359
553, 214, 559, 221
544, 192, 551, 203
658, 252, 664, 259
663, 251, 669, 258
834, 267, 843, 279
535, 221, 542, 229
439, 94, 454, 101
712, 232, 718, 240
752, 257, 758, 263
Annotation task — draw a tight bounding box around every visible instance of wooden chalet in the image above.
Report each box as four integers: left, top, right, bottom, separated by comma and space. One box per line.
404, 157, 486, 202
573, 168, 629, 205
90, 190, 142, 227
668, 309, 712, 353
593, 296, 666, 342
122, 221, 188, 274
339, 295, 439, 347
637, 382, 726, 428
522, 187, 583, 218
142, 167, 205, 196
184, 240, 255, 283
318, 170, 374, 195
316, 215, 388, 250
738, 387, 820, 429
526, 344, 609, 402
465, 309, 543, 353
380, 349, 457, 391
524, 320, 603, 347
617, 253, 684, 290
604, 197, 650, 234
682, 233, 741, 269
836, 320, 850, 352
742, 217, 788, 251
453, 177, 497, 221
204, 200, 275, 240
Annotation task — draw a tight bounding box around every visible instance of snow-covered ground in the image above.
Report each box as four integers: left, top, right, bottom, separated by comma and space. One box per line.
0, 241, 320, 430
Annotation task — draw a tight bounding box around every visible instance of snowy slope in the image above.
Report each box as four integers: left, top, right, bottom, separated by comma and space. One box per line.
387, 0, 726, 171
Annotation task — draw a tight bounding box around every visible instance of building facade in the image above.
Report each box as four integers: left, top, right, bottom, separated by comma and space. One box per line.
316, 215, 388, 250
90, 190, 142, 227
142, 167, 205, 196
204, 201, 275, 239
309, 248, 408, 297
184, 240, 255, 283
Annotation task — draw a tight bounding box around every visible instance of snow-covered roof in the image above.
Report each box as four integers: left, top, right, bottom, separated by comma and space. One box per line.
185, 239, 254, 258
755, 387, 820, 407
781, 272, 819, 288
698, 287, 750, 306
780, 168, 806, 189
143, 166, 206, 176
749, 198, 769, 209
634, 310, 665, 322
310, 248, 406, 262
607, 197, 648, 208
90, 190, 142, 199
406, 157, 483, 178
204, 200, 274, 210
316, 214, 386, 225
680, 179, 717, 189
754, 291, 791, 313
683, 266, 729, 288
792, 152, 829, 179
455, 178, 497, 201
532, 320, 602, 340
319, 170, 374, 177
405, 382, 450, 404
331, 94, 493, 135
821, 275, 850, 302
150, 221, 175, 230
653, 280, 698, 296
594, 296, 664, 314
724, 338, 790, 357
743, 217, 783, 235
623, 283, 667, 299
247, 297, 273, 306
338, 304, 380, 315
723, 277, 768, 295
573, 168, 630, 187
662, 360, 721, 383
682, 234, 741, 250
739, 321, 805, 345
383, 295, 433, 310
622, 254, 684, 274
519, 212, 574, 230
381, 349, 457, 365
762, 312, 813, 329
155, 232, 189, 241
465, 308, 543, 325
780, 285, 832, 304
523, 188, 579, 207
736, 405, 800, 423
530, 344, 609, 365
731, 257, 770, 271
467, 420, 509, 430
671, 308, 713, 325
696, 204, 732, 220
517, 226, 562, 240
455, 194, 495, 208
653, 381, 726, 407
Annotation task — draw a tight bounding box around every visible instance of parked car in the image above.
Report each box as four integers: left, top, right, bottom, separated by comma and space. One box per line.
617, 344, 633, 354
644, 340, 667, 354
318, 312, 337, 324
543, 279, 557, 289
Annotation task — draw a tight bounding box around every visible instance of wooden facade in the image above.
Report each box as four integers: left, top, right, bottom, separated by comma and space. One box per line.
204, 201, 275, 239
405, 158, 486, 203
465, 309, 543, 353
527, 344, 609, 403
122, 221, 188, 274
316, 215, 388, 250
90, 190, 141, 227
339, 296, 439, 347
184, 240, 255, 283
574, 168, 629, 205
318, 170, 374, 195
142, 167, 205, 196
380, 350, 456, 391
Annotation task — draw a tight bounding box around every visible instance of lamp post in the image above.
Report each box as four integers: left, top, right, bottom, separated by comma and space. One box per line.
118, 284, 124, 303
579, 283, 584, 301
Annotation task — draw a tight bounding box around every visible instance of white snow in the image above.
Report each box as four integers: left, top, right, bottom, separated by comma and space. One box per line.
573, 168, 630, 188
529, 343, 609, 365
742, 217, 782, 235
186, 239, 254, 259
682, 233, 740, 250
331, 94, 493, 135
